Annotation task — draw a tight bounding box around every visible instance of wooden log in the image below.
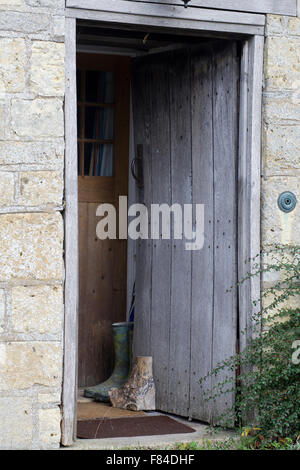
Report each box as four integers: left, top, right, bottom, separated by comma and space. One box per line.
109, 356, 156, 411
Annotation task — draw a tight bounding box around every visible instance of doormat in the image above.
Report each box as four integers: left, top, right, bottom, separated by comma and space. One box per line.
77, 415, 196, 439
77, 402, 146, 420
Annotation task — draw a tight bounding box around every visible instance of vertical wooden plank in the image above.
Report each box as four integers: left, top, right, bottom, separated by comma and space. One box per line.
126, 93, 136, 318
148, 55, 172, 412
238, 41, 251, 353
112, 58, 131, 323
238, 36, 263, 424
78, 201, 88, 385
189, 47, 214, 422
131, 59, 152, 357
238, 36, 263, 357
237, 41, 254, 423
78, 202, 115, 387
248, 35, 263, 328
211, 42, 239, 423
168, 49, 192, 417
62, 17, 78, 446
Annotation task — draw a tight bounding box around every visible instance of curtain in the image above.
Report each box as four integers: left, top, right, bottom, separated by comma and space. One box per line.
88, 71, 114, 176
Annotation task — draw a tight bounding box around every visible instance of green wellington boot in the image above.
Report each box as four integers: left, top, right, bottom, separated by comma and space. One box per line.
84, 321, 134, 402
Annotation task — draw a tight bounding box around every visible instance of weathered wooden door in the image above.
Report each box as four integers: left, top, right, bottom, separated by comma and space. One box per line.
77, 54, 130, 387
132, 42, 239, 423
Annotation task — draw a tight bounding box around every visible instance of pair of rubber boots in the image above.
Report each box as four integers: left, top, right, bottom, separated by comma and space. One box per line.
84, 322, 134, 402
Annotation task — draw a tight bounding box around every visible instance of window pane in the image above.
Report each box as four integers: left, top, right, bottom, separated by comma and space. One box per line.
85, 71, 115, 104
78, 142, 81, 175
77, 70, 82, 101
85, 107, 114, 140
84, 143, 114, 176
77, 105, 82, 138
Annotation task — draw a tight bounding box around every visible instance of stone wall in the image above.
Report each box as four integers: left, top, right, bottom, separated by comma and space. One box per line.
262, 4, 300, 290
0, 0, 65, 450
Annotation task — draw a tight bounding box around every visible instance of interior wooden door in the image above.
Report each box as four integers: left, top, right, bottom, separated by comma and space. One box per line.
132, 42, 239, 423
77, 54, 130, 388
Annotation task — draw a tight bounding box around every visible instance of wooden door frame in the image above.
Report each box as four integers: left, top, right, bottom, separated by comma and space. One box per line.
63, 12, 264, 445
66, 0, 297, 18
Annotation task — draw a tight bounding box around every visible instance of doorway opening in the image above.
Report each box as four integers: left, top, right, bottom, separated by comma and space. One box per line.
77, 52, 130, 389
76, 20, 242, 438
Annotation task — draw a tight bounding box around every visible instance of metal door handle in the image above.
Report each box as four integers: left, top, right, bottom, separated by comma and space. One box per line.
131, 158, 140, 182
131, 145, 143, 188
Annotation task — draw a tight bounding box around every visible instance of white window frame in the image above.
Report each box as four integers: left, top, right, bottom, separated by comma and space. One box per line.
63, 3, 267, 445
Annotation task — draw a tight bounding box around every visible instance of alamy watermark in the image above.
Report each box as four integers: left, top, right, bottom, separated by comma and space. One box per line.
95, 196, 205, 251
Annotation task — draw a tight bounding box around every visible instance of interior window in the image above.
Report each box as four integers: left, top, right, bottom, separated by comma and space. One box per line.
77, 70, 115, 176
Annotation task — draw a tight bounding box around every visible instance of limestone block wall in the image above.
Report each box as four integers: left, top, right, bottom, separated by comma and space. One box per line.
262, 4, 300, 288
0, 0, 65, 450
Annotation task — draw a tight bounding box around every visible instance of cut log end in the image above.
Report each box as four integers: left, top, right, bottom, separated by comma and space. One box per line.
109, 356, 156, 411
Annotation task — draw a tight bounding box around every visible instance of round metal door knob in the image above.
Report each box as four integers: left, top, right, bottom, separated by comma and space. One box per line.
277, 191, 297, 213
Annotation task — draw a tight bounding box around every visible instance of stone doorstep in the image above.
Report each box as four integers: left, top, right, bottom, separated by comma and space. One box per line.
63, 411, 236, 450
